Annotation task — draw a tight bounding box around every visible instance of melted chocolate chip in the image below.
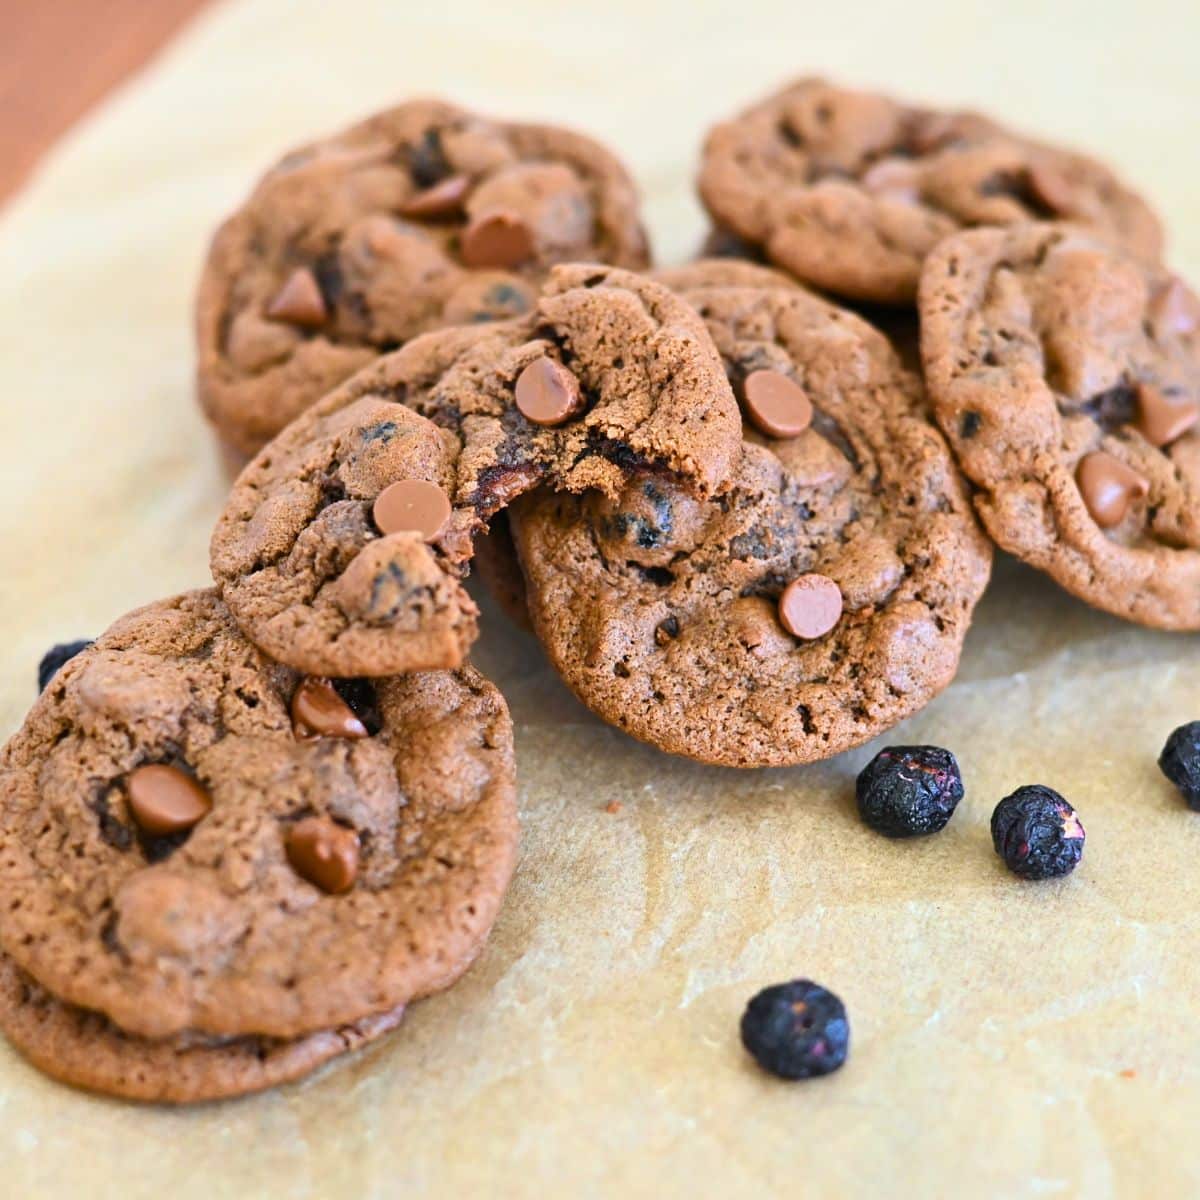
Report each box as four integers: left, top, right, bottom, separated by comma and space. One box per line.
286, 817, 360, 894
126, 764, 212, 837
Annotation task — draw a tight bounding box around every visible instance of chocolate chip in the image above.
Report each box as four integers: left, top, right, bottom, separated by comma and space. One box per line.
460, 211, 535, 269
398, 174, 471, 219
1076, 452, 1150, 528
1134, 382, 1200, 448
514, 356, 584, 427
741, 370, 814, 439
290, 677, 370, 741
126, 764, 212, 837
372, 479, 452, 540
265, 267, 327, 328
285, 817, 360, 893
778, 574, 843, 640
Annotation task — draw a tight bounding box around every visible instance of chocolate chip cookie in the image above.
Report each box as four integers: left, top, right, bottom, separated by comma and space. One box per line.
919, 222, 1200, 629
198, 99, 650, 452
509, 279, 992, 767
211, 264, 742, 677
698, 78, 1163, 304
0, 590, 517, 1041
0, 955, 405, 1104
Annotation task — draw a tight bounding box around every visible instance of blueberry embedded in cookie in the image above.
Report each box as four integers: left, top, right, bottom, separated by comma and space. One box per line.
210, 264, 743, 678
919, 222, 1200, 630
509, 275, 992, 767
698, 77, 1162, 304
0, 590, 518, 1045
196, 99, 650, 453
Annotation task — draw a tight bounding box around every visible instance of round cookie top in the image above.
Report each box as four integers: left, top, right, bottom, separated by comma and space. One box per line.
0, 590, 517, 1041
509, 281, 992, 767
698, 78, 1162, 304
0, 956, 405, 1104
919, 222, 1200, 630
211, 264, 742, 677
197, 98, 650, 452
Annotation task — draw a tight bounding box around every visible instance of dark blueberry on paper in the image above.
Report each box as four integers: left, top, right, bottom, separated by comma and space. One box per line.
991, 785, 1085, 880
37, 640, 93, 692
1159, 722, 1200, 811
856, 745, 964, 837
740, 980, 849, 1080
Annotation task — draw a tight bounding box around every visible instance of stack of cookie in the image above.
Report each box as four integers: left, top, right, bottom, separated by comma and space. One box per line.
0, 592, 517, 1102
1, 81, 1196, 1103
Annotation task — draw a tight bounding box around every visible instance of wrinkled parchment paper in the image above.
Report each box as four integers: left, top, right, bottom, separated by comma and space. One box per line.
1, 1, 1199, 1195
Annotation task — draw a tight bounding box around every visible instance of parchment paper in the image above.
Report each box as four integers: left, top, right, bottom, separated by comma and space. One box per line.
1, 1, 1199, 1195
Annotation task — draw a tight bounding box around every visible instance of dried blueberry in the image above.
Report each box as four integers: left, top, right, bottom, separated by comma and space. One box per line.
1159, 722, 1200, 810
740, 979, 849, 1080
37, 639, 93, 692
856, 745, 964, 837
991, 785, 1085, 880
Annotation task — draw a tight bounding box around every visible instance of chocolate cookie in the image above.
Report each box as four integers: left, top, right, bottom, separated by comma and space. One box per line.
509, 280, 992, 766
0, 590, 517, 1040
211, 264, 742, 677
920, 222, 1200, 629
0, 956, 405, 1104
198, 99, 650, 452
698, 78, 1162, 304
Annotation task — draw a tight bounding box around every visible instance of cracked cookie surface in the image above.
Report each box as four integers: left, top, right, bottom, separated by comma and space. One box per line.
0, 590, 517, 1041
510, 274, 991, 766
466, 260, 795, 627
197, 98, 649, 452
920, 222, 1200, 629
211, 264, 742, 676
698, 78, 1162, 304
0, 955, 405, 1104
